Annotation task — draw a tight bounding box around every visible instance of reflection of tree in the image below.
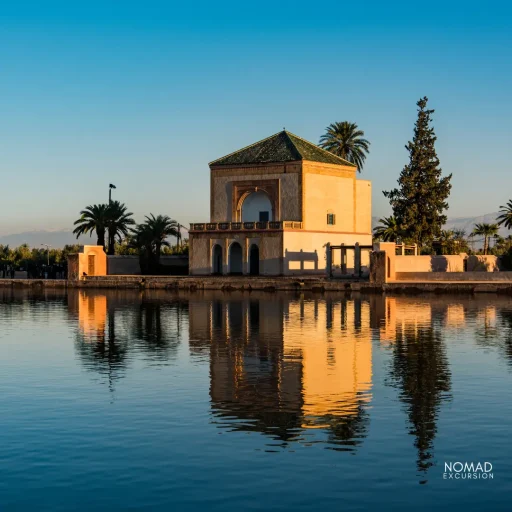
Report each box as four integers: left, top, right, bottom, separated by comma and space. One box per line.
473, 309, 512, 367
74, 292, 187, 390
499, 311, 512, 364
387, 325, 451, 479
324, 404, 370, 451
74, 309, 128, 392
131, 301, 184, 362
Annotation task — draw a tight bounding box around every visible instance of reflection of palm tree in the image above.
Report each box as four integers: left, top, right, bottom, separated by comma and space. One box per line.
131, 301, 183, 361
387, 325, 451, 480
74, 308, 128, 392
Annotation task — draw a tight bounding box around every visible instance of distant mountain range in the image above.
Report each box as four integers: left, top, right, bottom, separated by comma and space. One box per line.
372, 212, 510, 238
0, 230, 91, 249
1, 213, 510, 249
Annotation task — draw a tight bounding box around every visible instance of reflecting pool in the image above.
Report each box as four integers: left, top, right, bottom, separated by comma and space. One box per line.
0, 289, 511, 510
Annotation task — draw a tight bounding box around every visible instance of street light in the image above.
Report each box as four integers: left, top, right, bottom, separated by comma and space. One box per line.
109, 183, 116, 203
41, 244, 51, 266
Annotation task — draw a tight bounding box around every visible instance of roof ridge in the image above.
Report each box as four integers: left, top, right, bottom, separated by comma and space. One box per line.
209, 131, 286, 166
285, 130, 357, 167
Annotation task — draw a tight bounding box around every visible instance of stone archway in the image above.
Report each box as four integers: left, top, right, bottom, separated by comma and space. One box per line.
232, 180, 279, 222
242, 191, 273, 222
249, 244, 260, 275
212, 244, 223, 275
229, 242, 243, 274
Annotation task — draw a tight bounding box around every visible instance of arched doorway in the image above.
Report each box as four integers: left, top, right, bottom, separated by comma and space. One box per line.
212, 244, 223, 275
242, 191, 273, 222
249, 244, 259, 275
229, 242, 243, 274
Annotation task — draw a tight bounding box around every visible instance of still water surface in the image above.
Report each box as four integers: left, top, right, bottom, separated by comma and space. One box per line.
1, 289, 511, 511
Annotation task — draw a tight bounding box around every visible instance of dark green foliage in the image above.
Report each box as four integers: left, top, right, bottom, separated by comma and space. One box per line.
130, 214, 179, 274
105, 201, 135, 255
319, 121, 370, 171
497, 200, 512, 230
471, 223, 499, 255
73, 202, 134, 254
384, 97, 452, 249
73, 204, 109, 248
373, 215, 401, 242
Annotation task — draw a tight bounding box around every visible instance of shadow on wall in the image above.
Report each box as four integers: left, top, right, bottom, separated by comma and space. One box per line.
284, 249, 319, 274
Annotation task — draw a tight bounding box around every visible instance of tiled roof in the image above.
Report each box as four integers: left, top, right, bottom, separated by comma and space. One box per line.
209, 130, 356, 168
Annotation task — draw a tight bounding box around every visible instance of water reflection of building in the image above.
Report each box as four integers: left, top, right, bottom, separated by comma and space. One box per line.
77, 292, 107, 340
189, 295, 373, 446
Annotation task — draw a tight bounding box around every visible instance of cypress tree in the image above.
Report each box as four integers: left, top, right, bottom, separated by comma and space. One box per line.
384, 97, 452, 250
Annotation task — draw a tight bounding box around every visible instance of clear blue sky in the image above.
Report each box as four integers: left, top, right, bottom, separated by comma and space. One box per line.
1, 0, 511, 235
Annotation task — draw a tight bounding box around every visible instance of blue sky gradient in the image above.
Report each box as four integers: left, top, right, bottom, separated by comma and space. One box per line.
1, 1, 511, 234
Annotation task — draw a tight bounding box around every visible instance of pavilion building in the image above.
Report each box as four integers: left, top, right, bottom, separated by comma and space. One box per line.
188, 130, 372, 276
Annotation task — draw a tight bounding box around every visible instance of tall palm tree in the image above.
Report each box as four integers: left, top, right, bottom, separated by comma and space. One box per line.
143, 214, 178, 263
131, 214, 179, 273
319, 121, 370, 171
73, 204, 110, 248
373, 216, 401, 242
497, 200, 512, 230
472, 223, 499, 255
106, 201, 135, 255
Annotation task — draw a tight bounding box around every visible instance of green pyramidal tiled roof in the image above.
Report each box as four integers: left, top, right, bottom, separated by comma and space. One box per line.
209, 130, 357, 168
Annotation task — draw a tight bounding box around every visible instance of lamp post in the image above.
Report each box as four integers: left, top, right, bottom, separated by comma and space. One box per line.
41, 244, 51, 266
109, 183, 116, 203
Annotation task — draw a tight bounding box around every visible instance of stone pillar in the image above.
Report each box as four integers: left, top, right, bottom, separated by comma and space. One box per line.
223, 239, 229, 275
374, 242, 396, 282
340, 244, 347, 275
326, 243, 332, 277
370, 251, 386, 285
244, 237, 249, 275
354, 243, 361, 277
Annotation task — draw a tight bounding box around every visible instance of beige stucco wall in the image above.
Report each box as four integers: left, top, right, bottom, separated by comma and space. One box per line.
303, 172, 355, 232
395, 254, 466, 272
76, 246, 107, 277
211, 166, 301, 222
355, 180, 372, 234
283, 231, 372, 275
189, 237, 210, 275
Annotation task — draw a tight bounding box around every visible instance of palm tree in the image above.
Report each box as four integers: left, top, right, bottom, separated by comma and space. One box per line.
131, 214, 179, 273
319, 121, 370, 171
373, 216, 401, 242
143, 214, 178, 262
106, 201, 135, 255
497, 200, 512, 230
73, 204, 110, 248
472, 223, 499, 255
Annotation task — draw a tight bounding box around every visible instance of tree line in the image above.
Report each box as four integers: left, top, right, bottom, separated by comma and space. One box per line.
0, 244, 80, 278
72, 201, 187, 274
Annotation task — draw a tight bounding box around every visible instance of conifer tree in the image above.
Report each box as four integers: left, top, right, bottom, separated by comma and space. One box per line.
384, 97, 452, 249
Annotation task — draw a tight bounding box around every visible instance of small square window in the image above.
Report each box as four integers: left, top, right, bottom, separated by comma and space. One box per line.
327, 213, 336, 225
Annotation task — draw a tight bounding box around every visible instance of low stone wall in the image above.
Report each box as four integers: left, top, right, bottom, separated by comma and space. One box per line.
395, 271, 512, 282
395, 254, 467, 272
107, 255, 189, 275
466, 255, 500, 272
